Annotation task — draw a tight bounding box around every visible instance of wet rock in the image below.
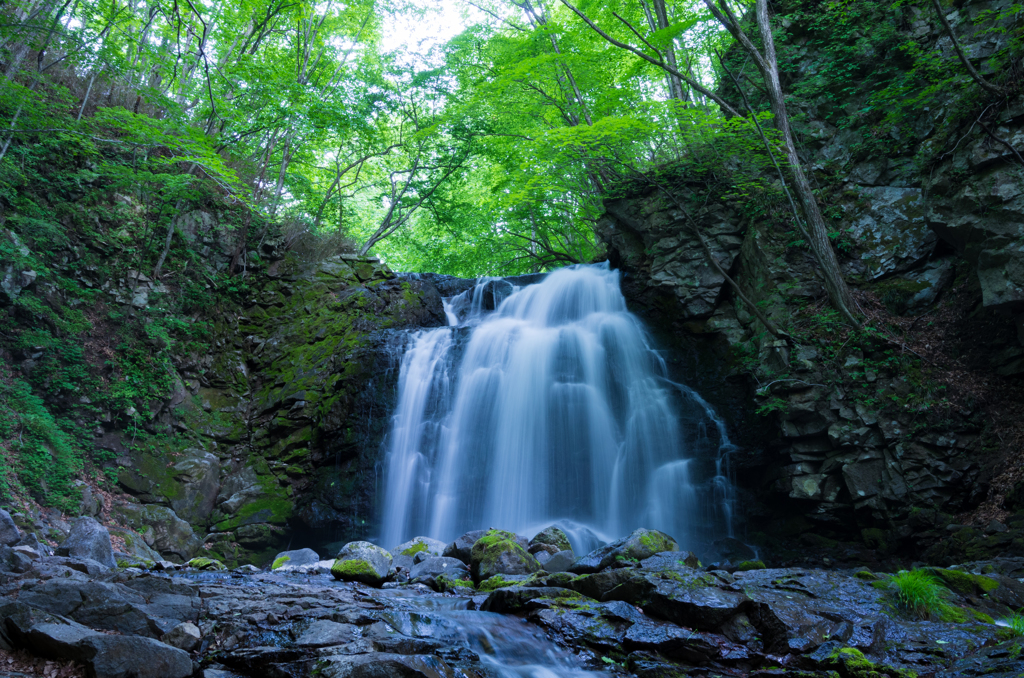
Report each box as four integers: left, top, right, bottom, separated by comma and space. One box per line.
442, 530, 487, 565
569, 528, 678, 574
602, 570, 749, 629
272, 548, 320, 569
479, 586, 586, 613
187, 557, 227, 570
623, 623, 726, 663
409, 557, 470, 589
569, 568, 637, 600
529, 526, 572, 554
390, 537, 447, 559
162, 621, 201, 652
17, 576, 199, 638
639, 551, 701, 572
316, 652, 455, 678
470, 530, 541, 584
543, 551, 574, 573
0, 509, 20, 546
296, 620, 359, 647
530, 598, 644, 651
1, 601, 192, 678
331, 541, 392, 587
55, 517, 116, 569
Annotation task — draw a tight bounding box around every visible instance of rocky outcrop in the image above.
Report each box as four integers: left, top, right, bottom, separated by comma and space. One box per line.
596, 0, 1024, 560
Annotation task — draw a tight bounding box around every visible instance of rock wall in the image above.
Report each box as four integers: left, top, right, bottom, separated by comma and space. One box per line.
597, 0, 1024, 564
0, 196, 448, 567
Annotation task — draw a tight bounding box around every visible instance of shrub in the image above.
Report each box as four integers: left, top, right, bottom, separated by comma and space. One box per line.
886, 569, 947, 619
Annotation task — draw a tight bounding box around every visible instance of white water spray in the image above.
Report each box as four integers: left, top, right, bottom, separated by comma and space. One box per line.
380, 264, 735, 552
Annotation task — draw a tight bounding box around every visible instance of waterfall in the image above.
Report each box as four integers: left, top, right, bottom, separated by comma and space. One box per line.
380, 263, 735, 554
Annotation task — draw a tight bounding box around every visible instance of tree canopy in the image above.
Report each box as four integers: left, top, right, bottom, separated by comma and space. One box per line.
3, 0, 989, 281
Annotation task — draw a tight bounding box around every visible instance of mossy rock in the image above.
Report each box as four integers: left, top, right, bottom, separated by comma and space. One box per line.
825, 647, 916, 678
570, 528, 678, 574
736, 560, 766, 571
331, 541, 392, 586
924, 567, 1000, 596
470, 529, 541, 585
272, 555, 291, 570
187, 557, 227, 571
390, 536, 446, 559
529, 526, 573, 554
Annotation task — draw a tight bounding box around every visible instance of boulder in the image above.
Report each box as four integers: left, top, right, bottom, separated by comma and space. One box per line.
187, 557, 226, 570
295, 620, 358, 647
0, 508, 20, 546
639, 551, 702, 573
409, 557, 470, 589
331, 541, 392, 586
390, 536, 447, 559
442, 530, 487, 565
1, 602, 193, 678
602, 570, 749, 629
56, 517, 116, 569
529, 526, 572, 554
111, 504, 201, 562
469, 530, 542, 584
0, 545, 33, 573
569, 528, 678, 574
161, 622, 202, 652
543, 551, 575, 573
272, 548, 320, 569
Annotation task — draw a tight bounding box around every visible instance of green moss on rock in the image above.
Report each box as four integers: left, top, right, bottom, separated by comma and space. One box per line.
826, 647, 916, 678
331, 558, 377, 581
187, 557, 226, 571
737, 560, 766, 571
272, 555, 291, 570
401, 543, 429, 557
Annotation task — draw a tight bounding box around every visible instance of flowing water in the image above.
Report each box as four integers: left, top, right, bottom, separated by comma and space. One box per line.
380, 263, 735, 554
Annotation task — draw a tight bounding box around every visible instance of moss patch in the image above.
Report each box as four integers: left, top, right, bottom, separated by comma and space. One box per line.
330, 558, 382, 585
187, 557, 226, 570
737, 560, 766, 571
401, 542, 429, 557
272, 555, 291, 570
826, 647, 916, 678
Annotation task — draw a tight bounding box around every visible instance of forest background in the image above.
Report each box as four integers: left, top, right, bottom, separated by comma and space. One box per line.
0, 0, 794, 278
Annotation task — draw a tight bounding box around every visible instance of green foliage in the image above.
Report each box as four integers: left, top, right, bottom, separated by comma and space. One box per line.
1002, 612, 1024, 637
0, 374, 82, 511
882, 569, 973, 623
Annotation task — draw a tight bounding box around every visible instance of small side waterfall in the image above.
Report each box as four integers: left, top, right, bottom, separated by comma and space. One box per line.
380, 264, 736, 554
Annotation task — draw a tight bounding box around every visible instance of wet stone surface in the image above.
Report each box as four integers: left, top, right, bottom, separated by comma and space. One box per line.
2, 552, 1024, 677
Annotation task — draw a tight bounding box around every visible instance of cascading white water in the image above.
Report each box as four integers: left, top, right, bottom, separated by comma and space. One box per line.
380, 263, 735, 553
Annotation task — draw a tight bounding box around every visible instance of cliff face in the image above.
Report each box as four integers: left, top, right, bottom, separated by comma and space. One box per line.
0, 162, 448, 565
597, 0, 1024, 563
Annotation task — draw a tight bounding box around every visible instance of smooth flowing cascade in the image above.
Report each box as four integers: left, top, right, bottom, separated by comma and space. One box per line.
380, 264, 735, 553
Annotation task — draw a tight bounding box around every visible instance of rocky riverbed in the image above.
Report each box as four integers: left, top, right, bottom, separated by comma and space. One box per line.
3, 516, 1024, 678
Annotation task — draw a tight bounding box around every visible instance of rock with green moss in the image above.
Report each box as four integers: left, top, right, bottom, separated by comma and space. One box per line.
271, 548, 320, 570
187, 557, 226, 571
569, 528, 678, 574
112, 503, 202, 563
824, 646, 916, 678
470, 530, 542, 584
331, 541, 392, 586
390, 536, 446, 559
529, 526, 572, 555
923, 567, 1000, 596
737, 560, 766, 572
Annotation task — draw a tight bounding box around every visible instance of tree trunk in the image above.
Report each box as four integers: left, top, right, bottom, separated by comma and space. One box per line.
703, 0, 858, 325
